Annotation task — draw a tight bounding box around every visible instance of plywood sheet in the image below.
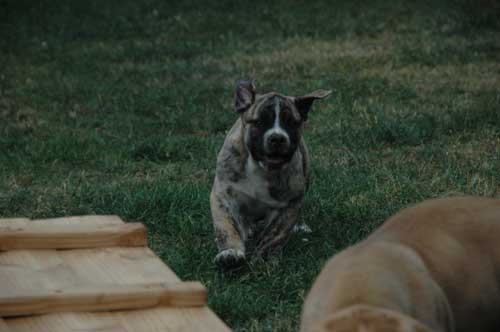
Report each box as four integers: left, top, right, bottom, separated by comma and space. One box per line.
5, 307, 230, 332
0, 319, 10, 332
0, 247, 180, 293
0, 216, 231, 331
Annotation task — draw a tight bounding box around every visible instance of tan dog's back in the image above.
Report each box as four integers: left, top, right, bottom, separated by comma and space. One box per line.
301, 197, 500, 332
370, 197, 500, 331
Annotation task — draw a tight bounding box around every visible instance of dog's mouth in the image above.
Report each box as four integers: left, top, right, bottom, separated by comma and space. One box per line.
265, 156, 286, 164
262, 155, 288, 169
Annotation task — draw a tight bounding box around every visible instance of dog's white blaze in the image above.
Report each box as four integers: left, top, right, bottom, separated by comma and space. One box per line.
263, 96, 290, 152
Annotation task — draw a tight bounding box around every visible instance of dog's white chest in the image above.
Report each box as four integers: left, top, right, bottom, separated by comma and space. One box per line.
231, 158, 287, 209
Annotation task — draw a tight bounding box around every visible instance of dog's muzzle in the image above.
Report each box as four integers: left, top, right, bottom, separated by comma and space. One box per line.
268, 133, 287, 148
263, 133, 290, 169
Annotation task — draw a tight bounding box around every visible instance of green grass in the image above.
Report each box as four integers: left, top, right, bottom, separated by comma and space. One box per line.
1, 0, 500, 330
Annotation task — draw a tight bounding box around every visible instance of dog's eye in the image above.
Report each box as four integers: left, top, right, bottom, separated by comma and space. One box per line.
285, 117, 300, 128
252, 119, 265, 127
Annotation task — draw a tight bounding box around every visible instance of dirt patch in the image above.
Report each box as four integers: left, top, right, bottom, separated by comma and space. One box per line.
202, 33, 396, 71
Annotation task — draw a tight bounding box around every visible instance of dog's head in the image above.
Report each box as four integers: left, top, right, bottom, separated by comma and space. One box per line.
308, 305, 436, 332
235, 79, 331, 171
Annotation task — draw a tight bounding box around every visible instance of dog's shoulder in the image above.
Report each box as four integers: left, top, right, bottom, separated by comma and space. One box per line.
298, 138, 310, 190
215, 119, 247, 183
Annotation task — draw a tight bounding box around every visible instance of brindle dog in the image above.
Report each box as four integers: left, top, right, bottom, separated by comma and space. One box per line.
210, 80, 331, 268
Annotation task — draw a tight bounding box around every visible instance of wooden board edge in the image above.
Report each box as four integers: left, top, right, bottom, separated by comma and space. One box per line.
0, 223, 147, 250
0, 282, 207, 317
31, 215, 125, 225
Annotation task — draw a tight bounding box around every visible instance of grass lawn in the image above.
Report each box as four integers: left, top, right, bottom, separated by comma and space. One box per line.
1, 0, 500, 330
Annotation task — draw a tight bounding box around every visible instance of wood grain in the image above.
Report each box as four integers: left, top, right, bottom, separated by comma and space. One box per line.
4, 307, 231, 332
0, 216, 125, 228
0, 223, 147, 250
31, 215, 125, 226
0, 216, 231, 331
0, 248, 181, 296
0, 319, 11, 332
0, 282, 207, 317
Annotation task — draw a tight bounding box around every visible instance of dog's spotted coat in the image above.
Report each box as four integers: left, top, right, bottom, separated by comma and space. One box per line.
210, 80, 331, 267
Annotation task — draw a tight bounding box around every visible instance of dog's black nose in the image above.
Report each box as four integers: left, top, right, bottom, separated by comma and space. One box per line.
269, 133, 286, 146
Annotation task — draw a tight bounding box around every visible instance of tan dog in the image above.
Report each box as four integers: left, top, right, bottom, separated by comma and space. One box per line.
300, 197, 500, 332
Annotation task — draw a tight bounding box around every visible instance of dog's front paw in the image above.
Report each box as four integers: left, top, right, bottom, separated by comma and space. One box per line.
214, 249, 246, 269
293, 223, 312, 233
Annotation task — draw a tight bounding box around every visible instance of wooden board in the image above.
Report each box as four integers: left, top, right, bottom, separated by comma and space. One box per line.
0, 247, 181, 289
5, 307, 230, 332
0, 282, 207, 317
0, 216, 231, 332
0, 216, 124, 227
0, 223, 147, 250
0, 319, 10, 332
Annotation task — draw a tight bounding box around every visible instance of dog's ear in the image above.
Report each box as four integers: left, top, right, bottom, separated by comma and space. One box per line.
235, 79, 256, 113
295, 89, 332, 121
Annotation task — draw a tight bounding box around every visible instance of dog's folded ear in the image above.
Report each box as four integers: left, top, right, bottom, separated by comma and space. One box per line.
295, 89, 332, 121
235, 79, 256, 113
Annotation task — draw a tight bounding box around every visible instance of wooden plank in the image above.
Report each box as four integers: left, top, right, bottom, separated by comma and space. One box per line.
0, 319, 11, 332
116, 307, 231, 332
4, 307, 231, 332
0, 216, 124, 228
0, 219, 31, 227
0, 223, 147, 250
0, 282, 207, 317
59, 247, 181, 284
0, 215, 232, 331
31, 215, 124, 226
0, 248, 181, 297
0, 250, 69, 291
5, 312, 127, 332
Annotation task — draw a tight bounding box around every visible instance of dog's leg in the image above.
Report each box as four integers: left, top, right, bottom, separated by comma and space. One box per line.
255, 199, 302, 257
210, 191, 246, 268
